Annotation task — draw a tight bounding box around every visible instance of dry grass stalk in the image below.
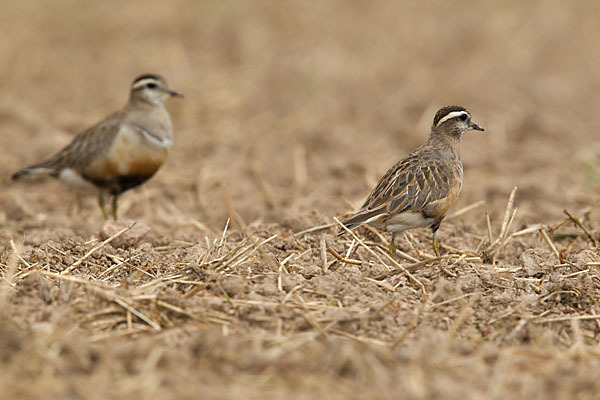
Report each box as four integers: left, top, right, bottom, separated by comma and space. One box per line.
293, 223, 336, 237
233, 212, 280, 272
218, 218, 230, 253
443, 294, 478, 347
39, 270, 162, 330
363, 225, 419, 262
391, 298, 427, 349
363, 277, 395, 292
40, 270, 109, 287
113, 298, 161, 330
447, 200, 486, 220
489, 308, 515, 324
562, 269, 589, 278
474, 236, 487, 254
250, 163, 275, 210
534, 314, 600, 324
363, 225, 390, 244
293, 144, 308, 192
326, 247, 362, 265
403, 232, 435, 260
485, 213, 493, 246
204, 239, 248, 270
156, 300, 194, 318
227, 235, 279, 271
334, 217, 392, 272
334, 217, 427, 295
428, 292, 480, 309
62, 222, 136, 275
320, 239, 328, 272
440, 243, 477, 257
538, 227, 561, 261
262, 332, 320, 361
438, 263, 457, 278
189, 219, 212, 234
345, 239, 357, 258
504, 319, 528, 343
364, 239, 419, 263
484, 187, 518, 260
510, 224, 543, 237
379, 254, 477, 277
198, 228, 277, 274
10, 239, 32, 270
1, 241, 20, 310
330, 328, 389, 347
570, 319, 584, 351
498, 187, 518, 239
404, 256, 444, 272
98, 253, 141, 279
497, 208, 518, 250
563, 209, 597, 247
282, 285, 304, 304
89, 328, 152, 342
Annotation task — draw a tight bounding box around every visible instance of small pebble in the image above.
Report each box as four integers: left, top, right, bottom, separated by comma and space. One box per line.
100, 219, 150, 248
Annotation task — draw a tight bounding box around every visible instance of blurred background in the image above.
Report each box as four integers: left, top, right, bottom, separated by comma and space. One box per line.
1, 0, 599, 234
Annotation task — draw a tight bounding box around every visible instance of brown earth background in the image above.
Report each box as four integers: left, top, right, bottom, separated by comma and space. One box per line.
1, 1, 600, 399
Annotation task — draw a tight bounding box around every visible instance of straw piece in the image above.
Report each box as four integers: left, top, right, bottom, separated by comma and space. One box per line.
62, 222, 136, 275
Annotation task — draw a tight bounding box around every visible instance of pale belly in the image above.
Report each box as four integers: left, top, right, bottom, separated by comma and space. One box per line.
368, 211, 434, 233
58, 168, 103, 194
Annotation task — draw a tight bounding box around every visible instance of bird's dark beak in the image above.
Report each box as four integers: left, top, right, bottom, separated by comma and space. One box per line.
469, 122, 484, 131
168, 90, 184, 98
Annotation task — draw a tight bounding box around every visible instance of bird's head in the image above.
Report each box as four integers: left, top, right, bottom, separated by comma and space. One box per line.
130, 74, 183, 107
431, 105, 484, 139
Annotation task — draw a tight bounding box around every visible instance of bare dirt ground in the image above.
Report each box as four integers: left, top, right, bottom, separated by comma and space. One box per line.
1, 1, 600, 399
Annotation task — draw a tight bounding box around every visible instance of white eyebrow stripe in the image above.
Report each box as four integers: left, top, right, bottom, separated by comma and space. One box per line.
436, 111, 469, 126
132, 79, 160, 90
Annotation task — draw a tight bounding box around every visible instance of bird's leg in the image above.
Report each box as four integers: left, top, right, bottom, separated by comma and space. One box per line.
432, 229, 441, 257
389, 232, 397, 258
111, 196, 119, 220
98, 193, 109, 220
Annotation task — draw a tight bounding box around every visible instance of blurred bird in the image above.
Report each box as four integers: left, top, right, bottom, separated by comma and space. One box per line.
338, 105, 484, 257
11, 74, 182, 219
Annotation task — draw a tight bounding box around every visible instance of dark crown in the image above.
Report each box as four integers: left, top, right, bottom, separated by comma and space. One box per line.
433, 105, 467, 126
133, 74, 162, 84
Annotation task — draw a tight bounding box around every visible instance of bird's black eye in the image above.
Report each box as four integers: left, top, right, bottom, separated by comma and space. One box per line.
146, 83, 157, 89
459, 114, 468, 121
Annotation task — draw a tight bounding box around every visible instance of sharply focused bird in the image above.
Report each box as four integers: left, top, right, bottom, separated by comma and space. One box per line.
11, 74, 182, 219
338, 105, 484, 257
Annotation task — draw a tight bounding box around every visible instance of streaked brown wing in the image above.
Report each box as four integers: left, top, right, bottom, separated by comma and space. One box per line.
38, 111, 124, 172
341, 148, 455, 230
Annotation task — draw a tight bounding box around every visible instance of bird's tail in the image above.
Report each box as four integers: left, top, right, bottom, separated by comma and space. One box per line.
337, 220, 360, 236
337, 207, 384, 236
11, 163, 55, 180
